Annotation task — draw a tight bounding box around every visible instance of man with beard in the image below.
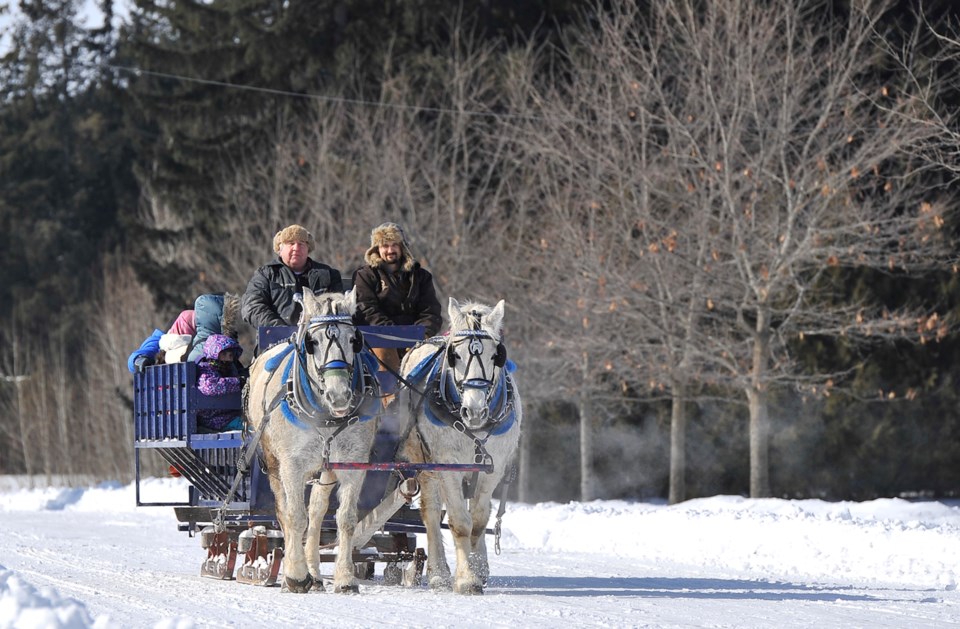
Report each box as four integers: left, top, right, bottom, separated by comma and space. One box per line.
352, 221, 442, 375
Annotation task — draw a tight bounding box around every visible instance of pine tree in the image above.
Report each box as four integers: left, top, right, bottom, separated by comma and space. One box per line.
0, 0, 133, 340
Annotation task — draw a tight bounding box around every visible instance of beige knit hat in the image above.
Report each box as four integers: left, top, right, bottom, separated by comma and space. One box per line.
273, 224, 314, 254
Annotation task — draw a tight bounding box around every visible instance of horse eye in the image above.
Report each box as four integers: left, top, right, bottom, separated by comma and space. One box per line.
304, 338, 318, 352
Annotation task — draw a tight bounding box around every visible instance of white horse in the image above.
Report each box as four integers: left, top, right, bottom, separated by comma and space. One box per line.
246, 289, 381, 593
397, 297, 522, 594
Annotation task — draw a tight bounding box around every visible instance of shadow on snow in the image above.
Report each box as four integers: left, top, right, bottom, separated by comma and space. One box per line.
485, 576, 924, 603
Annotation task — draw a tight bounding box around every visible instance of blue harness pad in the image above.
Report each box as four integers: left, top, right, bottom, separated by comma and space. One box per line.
280, 399, 311, 429
408, 349, 443, 384
265, 344, 295, 372
275, 347, 380, 429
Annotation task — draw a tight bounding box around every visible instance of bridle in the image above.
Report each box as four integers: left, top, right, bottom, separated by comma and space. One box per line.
444, 330, 504, 398
300, 314, 363, 372
439, 313, 508, 420
288, 313, 368, 423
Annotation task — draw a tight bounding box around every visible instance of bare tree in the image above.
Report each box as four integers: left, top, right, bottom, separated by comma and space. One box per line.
0, 310, 34, 476
510, 0, 956, 500
86, 254, 166, 479
503, 5, 714, 502
644, 0, 955, 497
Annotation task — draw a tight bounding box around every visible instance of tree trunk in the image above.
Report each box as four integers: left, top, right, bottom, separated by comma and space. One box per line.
579, 351, 595, 501
668, 382, 687, 504
748, 322, 771, 498
747, 386, 771, 497
13, 332, 32, 477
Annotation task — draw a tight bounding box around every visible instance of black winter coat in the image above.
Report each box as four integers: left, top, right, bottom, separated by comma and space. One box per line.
352, 263, 442, 337
241, 258, 344, 329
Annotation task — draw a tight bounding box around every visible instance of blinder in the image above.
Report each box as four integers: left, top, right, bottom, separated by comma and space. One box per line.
447, 342, 458, 366
493, 343, 507, 368
351, 330, 364, 354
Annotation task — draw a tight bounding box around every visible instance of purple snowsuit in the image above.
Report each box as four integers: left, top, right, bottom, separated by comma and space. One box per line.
196, 334, 245, 431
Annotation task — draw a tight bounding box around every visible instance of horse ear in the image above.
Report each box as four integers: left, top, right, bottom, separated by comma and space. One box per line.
487, 300, 506, 335
302, 289, 318, 314
345, 288, 357, 314
447, 297, 463, 328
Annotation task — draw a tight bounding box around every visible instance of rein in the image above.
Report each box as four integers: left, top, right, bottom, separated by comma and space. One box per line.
213, 384, 286, 533
364, 338, 442, 402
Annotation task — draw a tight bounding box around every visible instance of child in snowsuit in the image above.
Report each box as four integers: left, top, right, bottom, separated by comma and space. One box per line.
196, 334, 247, 432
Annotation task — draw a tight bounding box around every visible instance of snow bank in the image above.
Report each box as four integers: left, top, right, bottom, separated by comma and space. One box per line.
0, 567, 101, 629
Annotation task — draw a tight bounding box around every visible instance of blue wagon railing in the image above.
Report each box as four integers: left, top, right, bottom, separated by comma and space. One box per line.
132, 361, 265, 509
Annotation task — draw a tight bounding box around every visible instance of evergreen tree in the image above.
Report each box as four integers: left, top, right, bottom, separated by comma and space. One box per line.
0, 0, 134, 340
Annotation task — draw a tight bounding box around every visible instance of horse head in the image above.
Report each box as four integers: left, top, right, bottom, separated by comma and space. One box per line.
299, 289, 364, 418
444, 297, 508, 430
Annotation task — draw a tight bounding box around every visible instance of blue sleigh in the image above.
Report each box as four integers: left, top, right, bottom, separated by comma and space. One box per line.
133, 324, 443, 586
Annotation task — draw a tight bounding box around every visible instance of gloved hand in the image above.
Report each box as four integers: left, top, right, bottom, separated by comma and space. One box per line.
134, 355, 155, 373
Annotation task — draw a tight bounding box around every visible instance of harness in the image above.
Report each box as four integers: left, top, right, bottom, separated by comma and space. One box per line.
262, 314, 381, 467
403, 326, 519, 554
405, 329, 518, 471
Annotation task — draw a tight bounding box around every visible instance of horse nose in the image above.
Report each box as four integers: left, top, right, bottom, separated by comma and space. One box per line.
461, 405, 489, 425
325, 389, 349, 405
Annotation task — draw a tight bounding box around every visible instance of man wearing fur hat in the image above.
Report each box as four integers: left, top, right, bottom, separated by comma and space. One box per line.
352, 222, 442, 373
241, 224, 344, 329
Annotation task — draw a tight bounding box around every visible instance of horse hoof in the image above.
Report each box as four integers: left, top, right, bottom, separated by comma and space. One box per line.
334, 583, 360, 594
455, 582, 484, 595
284, 574, 314, 593
428, 576, 452, 591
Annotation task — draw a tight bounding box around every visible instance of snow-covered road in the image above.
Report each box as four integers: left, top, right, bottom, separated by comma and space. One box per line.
1, 479, 958, 628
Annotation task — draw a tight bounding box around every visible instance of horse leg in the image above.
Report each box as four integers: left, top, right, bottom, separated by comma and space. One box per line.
439, 473, 484, 595
331, 470, 365, 593
418, 472, 452, 590
277, 461, 312, 592
305, 471, 336, 587
467, 487, 496, 586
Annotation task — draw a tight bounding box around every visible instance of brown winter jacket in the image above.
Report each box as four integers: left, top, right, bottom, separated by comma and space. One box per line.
351, 252, 441, 338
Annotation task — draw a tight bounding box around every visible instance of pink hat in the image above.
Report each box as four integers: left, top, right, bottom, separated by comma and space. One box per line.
168, 310, 196, 336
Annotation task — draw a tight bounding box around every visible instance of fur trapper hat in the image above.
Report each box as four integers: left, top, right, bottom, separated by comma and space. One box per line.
273, 224, 314, 254
220, 292, 240, 339
365, 222, 415, 271
159, 333, 192, 364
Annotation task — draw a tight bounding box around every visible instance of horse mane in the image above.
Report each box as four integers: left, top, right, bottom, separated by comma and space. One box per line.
303, 289, 358, 318
448, 299, 503, 340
